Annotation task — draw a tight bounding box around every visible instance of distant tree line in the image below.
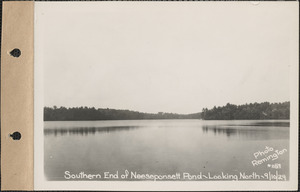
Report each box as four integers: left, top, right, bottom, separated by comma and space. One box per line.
201, 101, 289, 120
44, 101, 289, 121
44, 106, 201, 121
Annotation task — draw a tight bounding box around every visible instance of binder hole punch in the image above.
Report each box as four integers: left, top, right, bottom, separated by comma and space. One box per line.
10, 131, 21, 140
9, 48, 21, 57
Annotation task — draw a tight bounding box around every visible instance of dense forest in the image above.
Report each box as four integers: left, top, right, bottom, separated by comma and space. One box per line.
44, 101, 289, 121
201, 101, 290, 120
44, 106, 201, 121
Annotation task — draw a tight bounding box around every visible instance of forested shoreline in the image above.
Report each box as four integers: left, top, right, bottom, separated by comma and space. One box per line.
201, 101, 289, 120
44, 101, 289, 121
44, 106, 201, 121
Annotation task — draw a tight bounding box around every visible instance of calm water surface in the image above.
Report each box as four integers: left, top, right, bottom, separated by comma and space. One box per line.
44, 120, 289, 181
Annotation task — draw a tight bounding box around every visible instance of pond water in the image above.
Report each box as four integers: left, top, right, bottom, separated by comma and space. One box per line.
44, 119, 289, 181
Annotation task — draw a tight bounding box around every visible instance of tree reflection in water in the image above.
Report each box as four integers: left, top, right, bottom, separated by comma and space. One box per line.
202, 123, 289, 140
44, 126, 140, 136
44, 121, 289, 140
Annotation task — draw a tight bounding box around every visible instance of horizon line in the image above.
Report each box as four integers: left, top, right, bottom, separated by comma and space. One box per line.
44, 100, 290, 115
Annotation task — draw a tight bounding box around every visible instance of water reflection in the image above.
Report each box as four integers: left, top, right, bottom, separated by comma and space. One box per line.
44, 126, 140, 136
44, 120, 290, 181
202, 126, 240, 137
202, 124, 289, 140
44, 120, 290, 140
228, 121, 290, 127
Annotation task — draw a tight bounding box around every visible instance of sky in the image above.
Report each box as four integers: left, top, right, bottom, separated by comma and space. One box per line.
35, 2, 298, 114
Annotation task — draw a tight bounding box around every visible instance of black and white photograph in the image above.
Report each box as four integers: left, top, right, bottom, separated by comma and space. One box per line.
34, 2, 298, 190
